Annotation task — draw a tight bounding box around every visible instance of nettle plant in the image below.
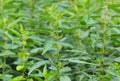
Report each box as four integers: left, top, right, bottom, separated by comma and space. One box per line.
0, 0, 120, 81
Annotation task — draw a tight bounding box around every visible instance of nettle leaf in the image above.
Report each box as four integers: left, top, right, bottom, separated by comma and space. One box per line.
60, 42, 73, 48
60, 67, 71, 73
111, 28, 120, 33
30, 74, 44, 81
10, 76, 26, 81
60, 76, 71, 81
42, 40, 55, 55
0, 0, 120, 81
48, 65, 57, 71
8, 28, 20, 36
63, 59, 97, 65
30, 48, 42, 54
69, 59, 89, 64
80, 30, 89, 39
8, 18, 22, 28
0, 50, 15, 57
26, 78, 34, 81
43, 65, 47, 77
78, 0, 86, 7
46, 71, 58, 81
114, 57, 120, 62
0, 74, 13, 81
106, 68, 118, 76
66, 50, 88, 54
28, 60, 49, 75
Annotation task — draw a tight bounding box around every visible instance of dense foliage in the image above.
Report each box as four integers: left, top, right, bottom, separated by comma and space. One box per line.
0, 0, 120, 81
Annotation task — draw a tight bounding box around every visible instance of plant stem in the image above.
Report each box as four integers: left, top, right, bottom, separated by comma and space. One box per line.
101, 0, 109, 74
2, 17, 8, 74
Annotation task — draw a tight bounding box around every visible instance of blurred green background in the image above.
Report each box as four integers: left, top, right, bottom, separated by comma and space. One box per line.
0, 0, 120, 81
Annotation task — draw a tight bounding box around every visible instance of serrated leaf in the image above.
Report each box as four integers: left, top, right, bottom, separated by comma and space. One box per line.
31, 48, 42, 53
114, 57, 120, 62
28, 60, 49, 75
8, 18, 22, 28
62, 59, 97, 65
42, 40, 54, 55
60, 76, 71, 81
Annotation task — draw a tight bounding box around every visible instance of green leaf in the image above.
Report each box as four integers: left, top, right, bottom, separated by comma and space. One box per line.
60, 67, 71, 73
28, 60, 49, 75
60, 42, 73, 48
16, 65, 24, 71
30, 74, 44, 81
114, 57, 120, 62
42, 40, 54, 55
43, 65, 47, 77
8, 18, 22, 28
46, 71, 58, 81
10, 76, 26, 81
26, 78, 33, 81
0, 50, 15, 57
60, 76, 71, 81
8, 29, 20, 36
31, 48, 42, 53
63, 59, 97, 65
0, 74, 12, 81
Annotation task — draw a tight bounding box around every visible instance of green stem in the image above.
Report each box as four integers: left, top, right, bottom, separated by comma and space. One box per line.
101, 1, 108, 74
29, 0, 34, 28
2, 17, 8, 74
2, 56, 6, 74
